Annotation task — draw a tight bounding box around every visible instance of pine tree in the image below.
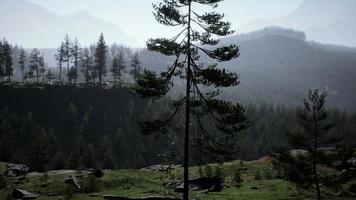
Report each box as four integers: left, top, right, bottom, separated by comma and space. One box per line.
39, 55, 46, 84
1, 39, 13, 82
94, 33, 107, 85
111, 50, 126, 87
274, 89, 342, 200
134, 1, 249, 198
30, 127, 51, 172
18, 48, 26, 82
56, 42, 66, 82
130, 51, 141, 82
29, 49, 41, 83
0, 41, 3, 81
81, 47, 93, 84
71, 38, 81, 83
45, 68, 55, 83
111, 55, 120, 86
62, 34, 72, 82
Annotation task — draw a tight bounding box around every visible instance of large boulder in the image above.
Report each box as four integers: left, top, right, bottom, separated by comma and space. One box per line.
5, 163, 29, 177
12, 188, 38, 199
64, 175, 81, 189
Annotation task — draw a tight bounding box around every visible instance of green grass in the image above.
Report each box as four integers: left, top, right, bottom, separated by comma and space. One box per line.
0, 160, 353, 200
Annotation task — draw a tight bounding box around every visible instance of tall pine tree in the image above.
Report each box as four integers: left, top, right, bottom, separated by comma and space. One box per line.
1, 39, 13, 82
134, 0, 249, 199
94, 33, 107, 85
130, 51, 141, 82
62, 34, 72, 82
18, 48, 26, 82
71, 38, 81, 83
81, 47, 93, 84
56, 42, 66, 82
29, 49, 41, 83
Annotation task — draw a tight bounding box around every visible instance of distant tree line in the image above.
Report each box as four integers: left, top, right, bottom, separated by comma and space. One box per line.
0, 34, 142, 86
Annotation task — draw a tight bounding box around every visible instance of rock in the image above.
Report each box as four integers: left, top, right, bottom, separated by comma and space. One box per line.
64, 175, 81, 189
5, 163, 29, 177
12, 188, 39, 199
173, 176, 222, 193
103, 195, 181, 200
251, 186, 259, 190
190, 176, 222, 192
140, 165, 180, 172
162, 181, 182, 190
347, 157, 356, 167
90, 169, 104, 178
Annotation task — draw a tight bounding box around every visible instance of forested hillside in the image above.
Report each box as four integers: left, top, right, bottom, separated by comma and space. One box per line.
1, 85, 355, 172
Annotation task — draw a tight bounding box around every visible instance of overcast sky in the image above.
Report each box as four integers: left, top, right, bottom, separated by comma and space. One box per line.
27, 0, 304, 45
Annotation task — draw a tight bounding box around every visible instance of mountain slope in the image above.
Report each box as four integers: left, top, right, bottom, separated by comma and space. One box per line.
0, 0, 138, 48
238, 0, 356, 47
140, 27, 356, 109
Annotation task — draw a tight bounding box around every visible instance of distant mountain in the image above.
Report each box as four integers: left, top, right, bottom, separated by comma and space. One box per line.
239, 0, 356, 47
0, 0, 138, 48
140, 27, 356, 109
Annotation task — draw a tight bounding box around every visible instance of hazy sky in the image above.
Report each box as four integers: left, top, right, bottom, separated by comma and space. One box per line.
27, 0, 304, 45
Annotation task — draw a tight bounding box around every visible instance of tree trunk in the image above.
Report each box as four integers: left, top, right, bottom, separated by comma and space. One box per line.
313, 108, 321, 200
59, 62, 62, 82
67, 60, 70, 83
183, 1, 192, 200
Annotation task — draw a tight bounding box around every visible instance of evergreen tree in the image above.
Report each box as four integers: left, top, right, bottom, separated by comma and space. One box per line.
45, 68, 55, 83
0, 41, 3, 81
130, 51, 141, 82
1, 39, 13, 82
29, 127, 51, 172
274, 89, 343, 200
111, 51, 126, 87
134, 0, 249, 198
18, 48, 26, 82
62, 34, 72, 82
71, 38, 81, 83
29, 49, 41, 83
56, 42, 66, 82
111, 54, 120, 86
51, 151, 66, 170
39, 55, 46, 84
94, 33, 107, 85
81, 47, 93, 84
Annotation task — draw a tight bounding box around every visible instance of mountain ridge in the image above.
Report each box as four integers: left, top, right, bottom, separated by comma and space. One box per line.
238, 0, 356, 47
0, 0, 138, 48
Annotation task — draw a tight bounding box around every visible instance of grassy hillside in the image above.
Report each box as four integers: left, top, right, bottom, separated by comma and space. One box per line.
1, 159, 354, 200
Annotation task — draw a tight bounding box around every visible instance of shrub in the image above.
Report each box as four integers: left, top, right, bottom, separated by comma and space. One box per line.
254, 169, 263, 181
215, 166, 225, 182
233, 169, 243, 186
204, 165, 213, 177
0, 174, 7, 189
40, 172, 49, 184
263, 168, 273, 180
63, 185, 74, 200
239, 160, 244, 167
85, 175, 99, 192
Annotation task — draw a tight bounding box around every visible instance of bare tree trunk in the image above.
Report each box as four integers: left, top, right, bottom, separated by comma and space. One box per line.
183, 1, 192, 200
313, 108, 321, 200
